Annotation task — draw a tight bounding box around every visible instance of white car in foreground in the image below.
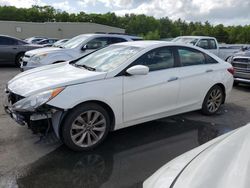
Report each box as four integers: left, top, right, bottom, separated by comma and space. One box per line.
21, 33, 142, 71
4, 41, 234, 151
144, 123, 250, 188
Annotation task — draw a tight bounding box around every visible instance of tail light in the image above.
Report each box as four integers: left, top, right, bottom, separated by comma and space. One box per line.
227, 67, 235, 75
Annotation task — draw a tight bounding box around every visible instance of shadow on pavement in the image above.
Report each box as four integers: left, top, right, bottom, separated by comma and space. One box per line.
14, 116, 231, 188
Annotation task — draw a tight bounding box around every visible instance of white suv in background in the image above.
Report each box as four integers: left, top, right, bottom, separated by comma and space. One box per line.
21, 33, 142, 71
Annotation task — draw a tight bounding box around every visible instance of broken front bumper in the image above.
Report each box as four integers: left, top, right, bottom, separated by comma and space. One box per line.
3, 89, 64, 138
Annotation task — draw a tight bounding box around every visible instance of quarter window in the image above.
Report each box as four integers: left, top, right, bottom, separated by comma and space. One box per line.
178, 48, 206, 66
135, 47, 175, 71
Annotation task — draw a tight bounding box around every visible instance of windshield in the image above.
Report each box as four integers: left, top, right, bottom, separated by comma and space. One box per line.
172, 37, 198, 45
61, 35, 88, 49
74, 45, 143, 72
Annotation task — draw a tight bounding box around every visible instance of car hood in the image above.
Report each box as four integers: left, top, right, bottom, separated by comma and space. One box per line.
8, 62, 107, 97
144, 123, 250, 188
233, 50, 250, 57
25, 47, 70, 56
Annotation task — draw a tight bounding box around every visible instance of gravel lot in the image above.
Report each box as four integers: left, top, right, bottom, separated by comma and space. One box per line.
0, 68, 250, 188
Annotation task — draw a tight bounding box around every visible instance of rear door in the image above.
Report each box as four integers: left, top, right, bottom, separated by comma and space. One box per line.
176, 47, 218, 109
123, 46, 180, 124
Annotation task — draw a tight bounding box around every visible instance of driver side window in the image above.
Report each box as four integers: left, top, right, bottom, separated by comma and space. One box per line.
134, 47, 175, 71
86, 37, 109, 49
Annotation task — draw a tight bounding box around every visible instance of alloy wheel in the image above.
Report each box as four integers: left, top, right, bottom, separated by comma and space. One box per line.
207, 88, 223, 113
70, 110, 106, 148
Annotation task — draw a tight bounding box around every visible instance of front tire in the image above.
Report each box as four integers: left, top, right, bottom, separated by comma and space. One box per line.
15, 53, 24, 67
202, 85, 224, 115
61, 103, 110, 151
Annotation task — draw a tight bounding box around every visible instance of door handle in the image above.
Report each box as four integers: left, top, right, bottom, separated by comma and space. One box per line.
12, 47, 17, 50
168, 77, 178, 82
206, 69, 213, 73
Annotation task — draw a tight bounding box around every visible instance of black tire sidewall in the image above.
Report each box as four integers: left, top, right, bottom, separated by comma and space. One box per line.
61, 103, 110, 151
202, 85, 224, 115
15, 53, 24, 67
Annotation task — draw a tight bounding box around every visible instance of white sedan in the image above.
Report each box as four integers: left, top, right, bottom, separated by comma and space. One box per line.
4, 41, 234, 151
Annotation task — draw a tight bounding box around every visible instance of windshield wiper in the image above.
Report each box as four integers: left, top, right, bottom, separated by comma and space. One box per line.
74, 64, 96, 71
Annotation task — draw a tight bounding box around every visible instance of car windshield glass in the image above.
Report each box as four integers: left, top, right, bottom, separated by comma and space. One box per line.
173, 37, 198, 45
74, 45, 142, 72
62, 35, 88, 49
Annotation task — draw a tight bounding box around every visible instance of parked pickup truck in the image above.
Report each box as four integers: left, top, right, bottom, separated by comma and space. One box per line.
227, 50, 250, 85
172, 36, 241, 60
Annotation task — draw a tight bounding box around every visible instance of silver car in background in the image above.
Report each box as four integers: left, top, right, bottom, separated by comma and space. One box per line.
0, 35, 42, 66
21, 33, 142, 71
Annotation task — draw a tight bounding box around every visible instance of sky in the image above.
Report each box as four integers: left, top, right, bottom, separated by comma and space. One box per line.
0, 0, 250, 26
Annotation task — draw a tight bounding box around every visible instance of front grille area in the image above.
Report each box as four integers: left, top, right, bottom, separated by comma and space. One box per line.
22, 61, 28, 66
232, 63, 247, 69
8, 92, 24, 104
233, 58, 250, 63
232, 57, 250, 74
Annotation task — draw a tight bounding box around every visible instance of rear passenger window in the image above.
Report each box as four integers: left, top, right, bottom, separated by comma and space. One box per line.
0, 37, 17, 45
178, 48, 206, 66
135, 47, 175, 71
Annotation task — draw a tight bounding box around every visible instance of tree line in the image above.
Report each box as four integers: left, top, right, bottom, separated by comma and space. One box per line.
0, 5, 250, 44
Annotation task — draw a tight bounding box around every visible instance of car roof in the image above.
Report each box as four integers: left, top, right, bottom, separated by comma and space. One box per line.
75, 33, 141, 39
0, 35, 23, 41
113, 40, 167, 48
176, 36, 216, 40
112, 40, 200, 49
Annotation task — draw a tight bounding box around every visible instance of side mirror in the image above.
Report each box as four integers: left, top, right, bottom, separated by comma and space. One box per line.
126, 65, 149, 76
81, 45, 88, 51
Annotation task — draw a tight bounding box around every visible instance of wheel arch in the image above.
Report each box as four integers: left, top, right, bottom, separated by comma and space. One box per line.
207, 83, 226, 104
59, 100, 116, 138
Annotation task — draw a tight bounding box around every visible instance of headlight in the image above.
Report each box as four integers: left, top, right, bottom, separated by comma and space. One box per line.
30, 53, 48, 63
226, 56, 234, 63
12, 87, 64, 112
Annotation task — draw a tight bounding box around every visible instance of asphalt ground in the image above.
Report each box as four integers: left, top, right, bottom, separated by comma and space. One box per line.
0, 67, 250, 188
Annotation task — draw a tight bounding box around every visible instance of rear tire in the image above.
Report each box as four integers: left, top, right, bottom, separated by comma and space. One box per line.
202, 85, 224, 115
61, 103, 110, 151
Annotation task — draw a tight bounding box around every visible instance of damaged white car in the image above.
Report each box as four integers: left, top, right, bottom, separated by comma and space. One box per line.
4, 41, 234, 151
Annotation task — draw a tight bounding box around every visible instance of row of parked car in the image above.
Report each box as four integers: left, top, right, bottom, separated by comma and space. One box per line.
2, 33, 250, 187
1, 33, 249, 85
24, 36, 68, 47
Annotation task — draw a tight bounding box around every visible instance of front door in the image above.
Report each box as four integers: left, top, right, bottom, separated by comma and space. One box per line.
123, 47, 180, 123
